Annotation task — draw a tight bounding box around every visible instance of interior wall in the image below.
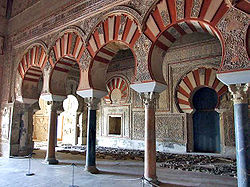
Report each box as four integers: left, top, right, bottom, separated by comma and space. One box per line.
97, 32, 235, 156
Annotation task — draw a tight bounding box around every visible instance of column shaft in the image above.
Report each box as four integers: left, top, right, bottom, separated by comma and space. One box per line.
45, 103, 58, 164
229, 84, 249, 187
144, 104, 157, 180
86, 109, 97, 167
84, 97, 100, 174
234, 103, 249, 187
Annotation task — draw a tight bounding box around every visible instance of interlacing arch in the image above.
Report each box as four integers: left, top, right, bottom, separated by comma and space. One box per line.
144, 0, 229, 84
86, 13, 142, 90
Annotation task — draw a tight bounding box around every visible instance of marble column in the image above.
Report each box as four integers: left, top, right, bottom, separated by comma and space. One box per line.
84, 97, 100, 174
140, 92, 159, 184
229, 84, 249, 187
45, 101, 61, 164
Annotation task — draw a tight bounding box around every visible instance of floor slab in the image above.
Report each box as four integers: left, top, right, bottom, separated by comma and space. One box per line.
0, 150, 237, 187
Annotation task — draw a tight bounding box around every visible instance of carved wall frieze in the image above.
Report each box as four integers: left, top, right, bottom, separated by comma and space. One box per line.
11, 0, 129, 47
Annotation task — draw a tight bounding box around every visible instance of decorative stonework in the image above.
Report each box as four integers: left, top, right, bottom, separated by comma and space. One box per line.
104, 76, 129, 104
17, 44, 47, 79
217, 7, 250, 71
108, 6, 143, 25
127, 0, 155, 18
191, 0, 203, 18
140, 92, 159, 109
79, 49, 91, 71
156, 113, 186, 144
133, 34, 152, 82
228, 84, 249, 104
132, 111, 187, 144
175, 67, 227, 113
222, 111, 235, 147
176, 0, 185, 20
132, 111, 144, 140
11, 0, 128, 47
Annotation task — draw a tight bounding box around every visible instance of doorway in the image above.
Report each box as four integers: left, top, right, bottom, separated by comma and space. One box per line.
192, 87, 220, 153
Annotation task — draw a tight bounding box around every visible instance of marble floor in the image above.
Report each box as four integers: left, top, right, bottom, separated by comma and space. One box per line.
0, 150, 237, 187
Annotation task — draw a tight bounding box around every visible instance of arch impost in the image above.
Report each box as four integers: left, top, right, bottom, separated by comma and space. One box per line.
40, 93, 66, 102
130, 81, 166, 94
76, 88, 107, 99
15, 97, 38, 105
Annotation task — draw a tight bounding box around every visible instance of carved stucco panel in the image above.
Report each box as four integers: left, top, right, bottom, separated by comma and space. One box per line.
127, 0, 155, 18
132, 111, 187, 144
133, 34, 152, 82
217, 7, 249, 71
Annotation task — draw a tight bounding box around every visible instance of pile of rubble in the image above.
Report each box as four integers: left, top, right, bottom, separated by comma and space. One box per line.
55, 145, 236, 177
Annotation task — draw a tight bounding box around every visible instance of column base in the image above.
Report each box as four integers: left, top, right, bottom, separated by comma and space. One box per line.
84, 166, 99, 174
143, 176, 160, 186
45, 158, 59, 165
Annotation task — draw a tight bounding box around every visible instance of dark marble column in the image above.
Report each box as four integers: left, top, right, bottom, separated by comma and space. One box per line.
229, 84, 249, 187
45, 101, 62, 165
84, 97, 100, 174
140, 92, 159, 184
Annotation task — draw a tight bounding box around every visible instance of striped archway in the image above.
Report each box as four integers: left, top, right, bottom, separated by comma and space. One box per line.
144, 0, 229, 83
17, 43, 48, 101
48, 30, 85, 96
176, 67, 228, 113
104, 76, 129, 104
86, 13, 141, 91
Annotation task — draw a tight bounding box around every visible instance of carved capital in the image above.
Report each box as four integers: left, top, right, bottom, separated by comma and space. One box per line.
85, 97, 101, 110
139, 92, 159, 109
228, 83, 249, 104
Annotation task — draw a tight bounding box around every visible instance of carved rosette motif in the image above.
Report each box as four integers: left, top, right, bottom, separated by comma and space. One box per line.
217, 7, 249, 71
228, 84, 249, 104
133, 34, 152, 82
